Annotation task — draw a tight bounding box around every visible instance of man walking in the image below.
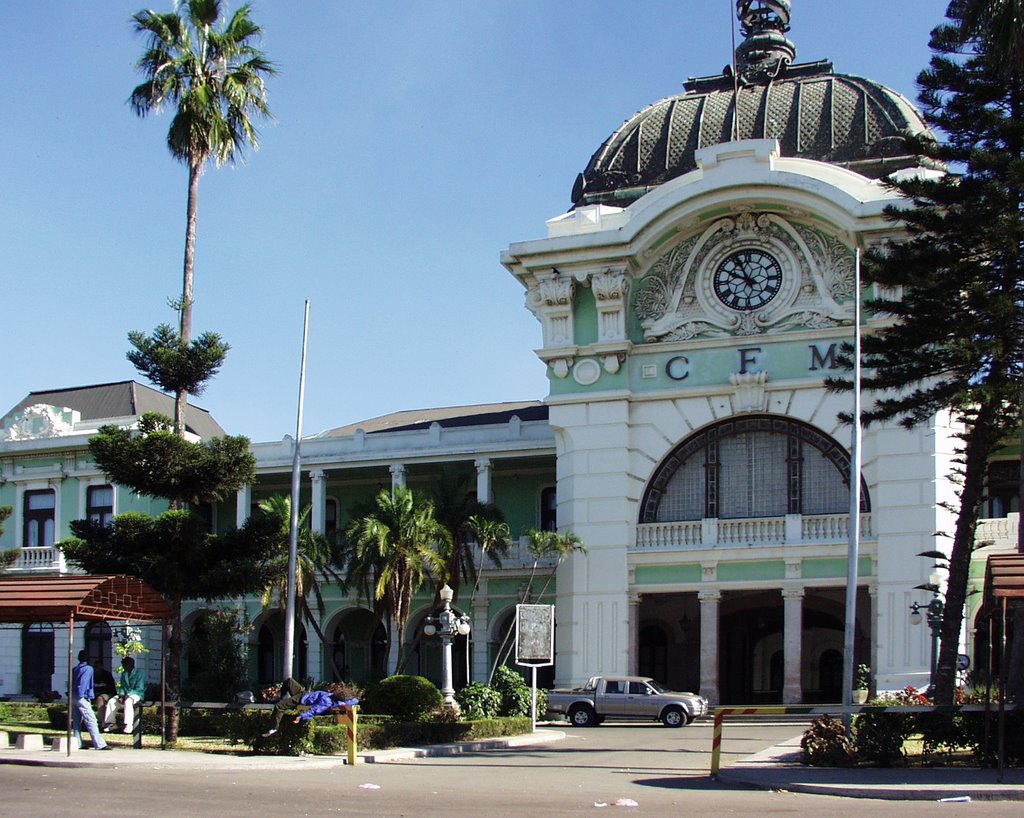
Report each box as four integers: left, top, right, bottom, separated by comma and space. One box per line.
72, 650, 111, 750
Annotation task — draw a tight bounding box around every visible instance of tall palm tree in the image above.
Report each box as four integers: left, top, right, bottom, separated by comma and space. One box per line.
344, 486, 446, 675
129, 0, 274, 436
255, 495, 346, 679
430, 468, 507, 602
488, 528, 586, 683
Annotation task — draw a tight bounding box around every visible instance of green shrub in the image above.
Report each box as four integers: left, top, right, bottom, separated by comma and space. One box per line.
182, 609, 251, 702
491, 666, 546, 717
0, 701, 56, 725
456, 682, 501, 720
47, 705, 68, 729
362, 675, 442, 723
800, 715, 854, 767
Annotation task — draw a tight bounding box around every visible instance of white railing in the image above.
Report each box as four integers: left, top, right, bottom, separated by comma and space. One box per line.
10, 546, 67, 574
975, 513, 1019, 549
471, 537, 558, 572
633, 513, 874, 552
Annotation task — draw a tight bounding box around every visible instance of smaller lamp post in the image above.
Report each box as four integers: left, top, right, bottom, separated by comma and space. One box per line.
423, 584, 471, 708
909, 588, 944, 690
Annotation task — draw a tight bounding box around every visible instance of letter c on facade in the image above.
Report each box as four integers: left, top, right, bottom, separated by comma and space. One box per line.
666, 356, 690, 381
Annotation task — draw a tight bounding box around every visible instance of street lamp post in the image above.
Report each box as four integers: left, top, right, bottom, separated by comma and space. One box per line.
423, 584, 471, 708
909, 594, 944, 690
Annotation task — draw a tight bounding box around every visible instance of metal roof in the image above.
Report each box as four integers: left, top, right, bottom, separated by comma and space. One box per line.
0, 575, 172, 623
982, 553, 1024, 615
4, 381, 225, 440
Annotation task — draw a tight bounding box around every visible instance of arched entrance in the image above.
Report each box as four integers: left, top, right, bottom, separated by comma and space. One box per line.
322, 608, 388, 683
256, 612, 307, 684
21, 623, 55, 696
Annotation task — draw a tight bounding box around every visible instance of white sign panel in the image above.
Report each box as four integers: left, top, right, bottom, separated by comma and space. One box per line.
515, 603, 554, 667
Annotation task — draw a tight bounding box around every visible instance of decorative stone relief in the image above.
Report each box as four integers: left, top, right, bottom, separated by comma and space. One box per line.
572, 358, 602, 386
525, 272, 577, 378
3, 404, 79, 440
730, 371, 768, 413
634, 210, 856, 342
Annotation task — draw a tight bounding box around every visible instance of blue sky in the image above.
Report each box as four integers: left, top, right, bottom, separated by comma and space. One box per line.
1, 1, 948, 442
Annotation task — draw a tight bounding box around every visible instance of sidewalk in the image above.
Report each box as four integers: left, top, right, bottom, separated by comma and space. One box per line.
717, 733, 1024, 801
0, 728, 566, 771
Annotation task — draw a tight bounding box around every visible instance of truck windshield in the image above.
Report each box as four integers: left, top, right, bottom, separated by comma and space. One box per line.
646, 679, 669, 693
583, 677, 599, 691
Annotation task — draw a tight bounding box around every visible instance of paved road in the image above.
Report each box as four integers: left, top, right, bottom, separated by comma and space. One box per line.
2, 721, 1017, 816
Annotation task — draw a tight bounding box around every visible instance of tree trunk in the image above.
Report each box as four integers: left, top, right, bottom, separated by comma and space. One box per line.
933, 407, 999, 704
175, 161, 200, 440
166, 594, 183, 742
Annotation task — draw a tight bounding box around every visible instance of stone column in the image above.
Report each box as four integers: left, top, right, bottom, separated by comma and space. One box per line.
472, 589, 489, 683
782, 588, 805, 704
698, 590, 721, 704
236, 484, 252, 528
390, 463, 406, 490
475, 458, 493, 505
628, 592, 641, 675
310, 470, 326, 534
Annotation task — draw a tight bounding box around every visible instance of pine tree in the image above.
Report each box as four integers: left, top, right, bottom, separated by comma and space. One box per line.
829, 2, 1024, 704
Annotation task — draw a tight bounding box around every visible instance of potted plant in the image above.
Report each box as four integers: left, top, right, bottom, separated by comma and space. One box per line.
853, 663, 871, 704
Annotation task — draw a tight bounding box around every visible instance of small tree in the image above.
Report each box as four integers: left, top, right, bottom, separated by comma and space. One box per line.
0, 506, 16, 574
183, 608, 251, 701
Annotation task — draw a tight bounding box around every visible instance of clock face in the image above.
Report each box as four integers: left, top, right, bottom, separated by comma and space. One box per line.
713, 249, 783, 311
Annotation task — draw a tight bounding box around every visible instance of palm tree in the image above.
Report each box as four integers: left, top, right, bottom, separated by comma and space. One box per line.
488, 528, 586, 683
129, 0, 274, 436
255, 495, 346, 679
344, 486, 446, 675
465, 515, 512, 608
430, 468, 507, 602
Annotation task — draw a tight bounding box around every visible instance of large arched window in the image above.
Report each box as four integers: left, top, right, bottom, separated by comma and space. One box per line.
641, 417, 867, 523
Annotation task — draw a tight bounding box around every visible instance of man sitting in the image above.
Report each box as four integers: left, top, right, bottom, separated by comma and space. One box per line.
103, 656, 146, 733
261, 678, 358, 738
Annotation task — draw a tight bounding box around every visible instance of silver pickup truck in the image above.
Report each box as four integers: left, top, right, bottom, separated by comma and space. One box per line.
546, 674, 708, 727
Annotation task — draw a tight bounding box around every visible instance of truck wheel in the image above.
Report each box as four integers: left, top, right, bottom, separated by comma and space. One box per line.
568, 705, 597, 727
662, 706, 688, 727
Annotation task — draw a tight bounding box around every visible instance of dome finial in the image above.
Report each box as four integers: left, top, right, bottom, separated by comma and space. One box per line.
734, 1, 796, 84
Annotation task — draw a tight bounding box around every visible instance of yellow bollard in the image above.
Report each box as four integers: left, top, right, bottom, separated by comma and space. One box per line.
337, 706, 358, 765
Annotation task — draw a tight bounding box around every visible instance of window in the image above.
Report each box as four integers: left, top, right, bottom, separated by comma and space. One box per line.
325, 498, 338, 537
984, 460, 1020, 518
540, 486, 557, 532
86, 485, 114, 527
24, 489, 55, 547
640, 417, 867, 523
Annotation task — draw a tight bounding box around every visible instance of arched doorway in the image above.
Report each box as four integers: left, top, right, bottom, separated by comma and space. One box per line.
322, 608, 388, 683
638, 625, 668, 682
719, 591, 784, 704
22, 623, 55, 696
256, 613, 307, 683
84, 621, 112, 667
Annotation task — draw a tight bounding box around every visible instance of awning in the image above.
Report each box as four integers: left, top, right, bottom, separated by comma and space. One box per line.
982, 553, 1024, 615
0, 575, 172, 623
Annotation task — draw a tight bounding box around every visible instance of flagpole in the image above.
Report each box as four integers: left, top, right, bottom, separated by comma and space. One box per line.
842, 249, 863, 729
283, 299, 310, 682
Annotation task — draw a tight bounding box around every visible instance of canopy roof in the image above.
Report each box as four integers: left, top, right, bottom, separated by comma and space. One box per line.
982, 553, 1024, 615
0, 575, 172, 623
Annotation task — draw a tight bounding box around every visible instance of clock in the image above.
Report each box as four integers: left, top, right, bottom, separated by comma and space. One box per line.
713, 249, 783, 311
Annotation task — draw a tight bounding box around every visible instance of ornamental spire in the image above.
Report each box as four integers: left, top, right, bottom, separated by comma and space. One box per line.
734, 1, 796, 84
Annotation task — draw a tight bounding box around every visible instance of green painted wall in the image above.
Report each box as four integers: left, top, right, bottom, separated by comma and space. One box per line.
801, 556, 874, 579
635, 564, 701, 584
717, 560, 786, 582
492, 472, 553, 539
